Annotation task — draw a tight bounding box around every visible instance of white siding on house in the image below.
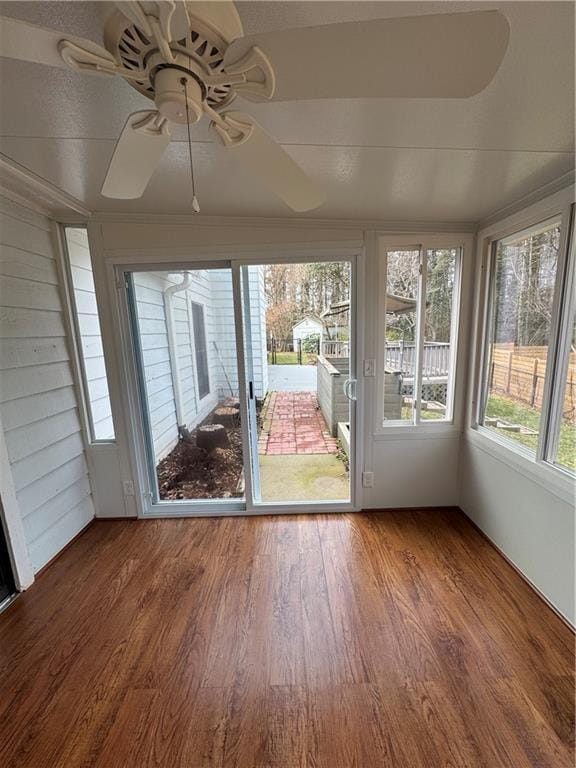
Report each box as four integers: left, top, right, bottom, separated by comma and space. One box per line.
0, 197, 95, 573
132, 267, 268, 463
133, 270, 219, 461
65, 228, 114, 440
210, 267, 268, 399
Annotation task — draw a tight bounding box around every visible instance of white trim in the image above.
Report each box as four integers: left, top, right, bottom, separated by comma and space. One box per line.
111, 246, 361, 517
414, 248, 426, 424
0, 153, 90, 217
90, 211, 476, 232
473, 200, 573, 463
188, 298, 212, 403
0, 410, 34, 590
478, 170, 575, 230
466, 183, 576, 494
546, 206, 575, 470
56, 224, 116, 446
373, 425, 460, 441
375, 233, 473, 434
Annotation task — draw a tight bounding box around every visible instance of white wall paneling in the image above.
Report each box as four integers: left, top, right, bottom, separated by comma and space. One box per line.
0, 197, 96, 575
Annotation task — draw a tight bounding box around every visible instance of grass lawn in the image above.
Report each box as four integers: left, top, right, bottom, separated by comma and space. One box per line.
267, 351, 316, 365
485, 394, 575, 470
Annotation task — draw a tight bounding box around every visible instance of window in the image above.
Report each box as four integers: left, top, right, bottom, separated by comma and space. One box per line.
64, 228, 115, 442
191, 302, 210, 399
479, 218, 561, 458
478, 208, 576, 476
380, 243, 461, 426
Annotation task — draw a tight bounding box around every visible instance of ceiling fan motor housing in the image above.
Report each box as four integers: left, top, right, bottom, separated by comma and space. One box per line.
153, 65, 204, 124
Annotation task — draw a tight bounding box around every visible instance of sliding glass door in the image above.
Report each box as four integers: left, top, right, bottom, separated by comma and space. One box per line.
123, 255, 357, 515
240, 258, 356, 507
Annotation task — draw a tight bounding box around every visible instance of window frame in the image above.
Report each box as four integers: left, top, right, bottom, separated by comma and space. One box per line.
474, 203, 575, 475
544, 205, 575, 474
375, 233, 467, 434
189, 298, 211, 402
60, 225, 116, 445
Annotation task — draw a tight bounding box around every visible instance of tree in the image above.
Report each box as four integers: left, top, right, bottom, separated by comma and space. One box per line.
264, 262, 351, 346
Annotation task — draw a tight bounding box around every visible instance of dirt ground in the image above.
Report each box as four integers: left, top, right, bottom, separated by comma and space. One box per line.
157, 409, 244, 500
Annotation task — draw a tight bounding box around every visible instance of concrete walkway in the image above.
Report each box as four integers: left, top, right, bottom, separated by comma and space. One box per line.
259, 454, 349, 502
267, 364, 317, 392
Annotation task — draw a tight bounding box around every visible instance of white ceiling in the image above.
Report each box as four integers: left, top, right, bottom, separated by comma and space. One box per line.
0, 1, 573, 222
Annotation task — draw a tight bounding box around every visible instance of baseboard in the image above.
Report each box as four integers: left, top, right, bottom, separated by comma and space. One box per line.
362, 505, 461, 513
457, 507, 575, 634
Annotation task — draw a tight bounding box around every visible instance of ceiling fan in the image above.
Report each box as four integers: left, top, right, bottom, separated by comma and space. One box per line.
0, 2, 510, 212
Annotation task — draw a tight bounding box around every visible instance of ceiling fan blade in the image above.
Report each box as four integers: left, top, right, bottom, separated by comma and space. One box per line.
223, 10, 510, 102
211, 112, 326, 212
0, 15, 116, 70
101, 111, 171, 199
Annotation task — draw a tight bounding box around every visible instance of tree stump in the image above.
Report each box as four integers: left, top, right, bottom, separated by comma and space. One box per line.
213, 406, 239, 428
197, 423, 229, 452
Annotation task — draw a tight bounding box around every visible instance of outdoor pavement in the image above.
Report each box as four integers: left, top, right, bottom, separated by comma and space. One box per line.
258, 391, 338, 455
267, 364, 317, 392
259, 454, 349, 502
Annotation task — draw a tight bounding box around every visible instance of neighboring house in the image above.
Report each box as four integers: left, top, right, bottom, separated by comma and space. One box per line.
292, 316, 323, 348
133, 267, 267, 461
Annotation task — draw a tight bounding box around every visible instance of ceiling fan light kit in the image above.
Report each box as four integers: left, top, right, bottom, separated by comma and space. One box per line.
0, 2, 510, 212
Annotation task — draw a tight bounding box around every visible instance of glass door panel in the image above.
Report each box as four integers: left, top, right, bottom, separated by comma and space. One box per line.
241, 260, 354, 505
126, 267, 247, 505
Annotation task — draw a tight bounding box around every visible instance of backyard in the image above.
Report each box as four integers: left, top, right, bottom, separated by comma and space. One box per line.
266, 350, 317, 365
485, 394, 575, 469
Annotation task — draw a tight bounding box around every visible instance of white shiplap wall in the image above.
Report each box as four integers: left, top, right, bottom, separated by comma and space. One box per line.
0, 197, 95, 573
66, 228, 114, 440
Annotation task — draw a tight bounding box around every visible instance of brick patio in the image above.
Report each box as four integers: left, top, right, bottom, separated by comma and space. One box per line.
258, 391, 339, 455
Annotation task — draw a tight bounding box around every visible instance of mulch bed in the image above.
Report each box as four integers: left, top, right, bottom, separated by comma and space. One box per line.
157, 408, 245, 500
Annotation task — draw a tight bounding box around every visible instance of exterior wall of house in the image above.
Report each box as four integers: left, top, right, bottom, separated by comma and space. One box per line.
133, 267, 267, 462
133, 271, 218, 461
0, 197, 95, 574
209, 266, 268, 399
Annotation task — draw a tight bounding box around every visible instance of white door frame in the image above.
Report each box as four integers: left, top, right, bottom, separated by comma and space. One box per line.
232, 252, 362, 514
107, 244, 364, 517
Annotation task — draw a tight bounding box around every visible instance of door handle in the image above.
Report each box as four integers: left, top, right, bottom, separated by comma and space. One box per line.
343, 378, 357, 402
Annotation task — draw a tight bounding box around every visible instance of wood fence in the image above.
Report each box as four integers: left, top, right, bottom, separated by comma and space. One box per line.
490, 345, 576, 421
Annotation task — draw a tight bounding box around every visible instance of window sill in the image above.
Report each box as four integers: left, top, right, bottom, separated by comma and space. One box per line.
373, 423, 460, 441
465, 427, 574, 504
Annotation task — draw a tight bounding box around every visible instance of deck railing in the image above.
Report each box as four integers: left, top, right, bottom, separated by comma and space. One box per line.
321, 340, 349, 357
321, 340, 451, 379
385, 342, 450, 379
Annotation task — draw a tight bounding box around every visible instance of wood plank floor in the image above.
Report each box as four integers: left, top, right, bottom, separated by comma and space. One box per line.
0, 509, 573, 767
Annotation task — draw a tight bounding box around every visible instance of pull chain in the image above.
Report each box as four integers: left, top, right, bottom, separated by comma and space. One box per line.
182, 77, 200, 213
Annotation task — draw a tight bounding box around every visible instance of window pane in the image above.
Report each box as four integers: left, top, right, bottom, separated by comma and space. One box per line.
129, 269, 245, 502
481, 220, 561, 455
383, 250, 420, 422
422, 249, 458, 421
552, 299, 576, 472
65, 228, 115, 441
191, 302, 210, 399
